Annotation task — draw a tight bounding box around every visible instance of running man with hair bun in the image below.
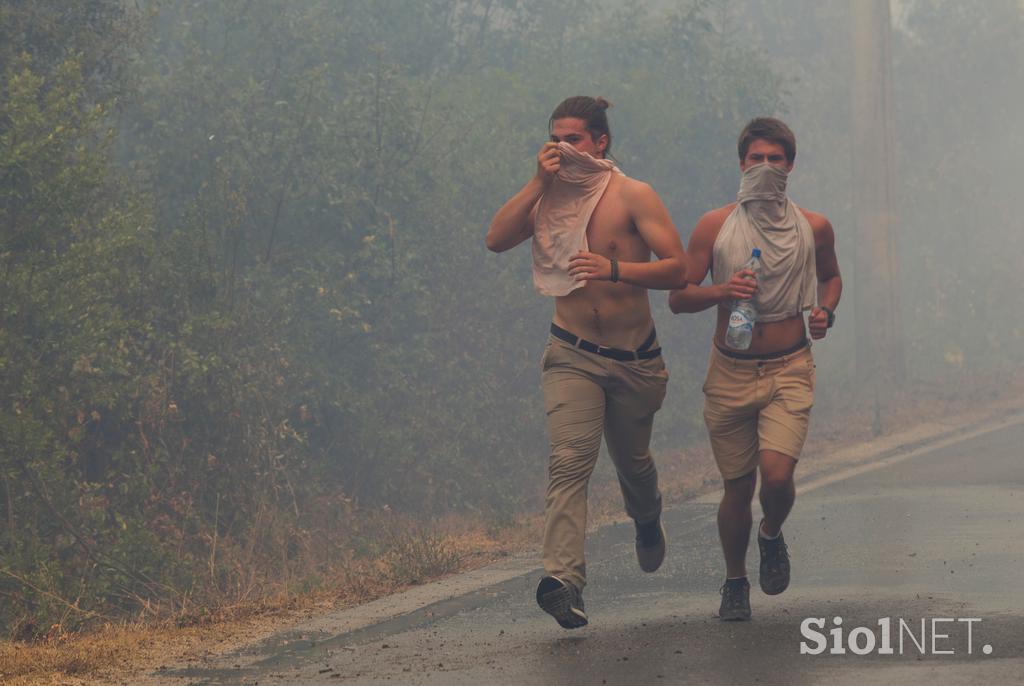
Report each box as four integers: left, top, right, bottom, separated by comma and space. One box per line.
487, 96, 689, 629
669, 117, 842, 621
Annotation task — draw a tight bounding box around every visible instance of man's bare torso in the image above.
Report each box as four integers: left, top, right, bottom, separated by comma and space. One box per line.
552, 174, 655, 350
705, 202, 827, 354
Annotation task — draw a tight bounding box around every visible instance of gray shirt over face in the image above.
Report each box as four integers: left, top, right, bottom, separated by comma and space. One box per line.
712, 163, 816, 323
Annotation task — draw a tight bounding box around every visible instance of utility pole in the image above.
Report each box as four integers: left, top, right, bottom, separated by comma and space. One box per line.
850, 0, 905, 431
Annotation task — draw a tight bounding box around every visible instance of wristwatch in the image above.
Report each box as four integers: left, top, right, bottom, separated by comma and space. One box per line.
820, 305, 836, 328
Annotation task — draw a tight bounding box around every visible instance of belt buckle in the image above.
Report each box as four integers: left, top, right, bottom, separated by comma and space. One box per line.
595, 345, 607, 356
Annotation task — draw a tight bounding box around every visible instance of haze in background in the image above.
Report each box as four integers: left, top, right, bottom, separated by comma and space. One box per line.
1, 0, 1019, 636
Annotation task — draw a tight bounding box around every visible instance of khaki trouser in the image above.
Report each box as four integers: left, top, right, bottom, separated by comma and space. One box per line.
540, 334, 668, 591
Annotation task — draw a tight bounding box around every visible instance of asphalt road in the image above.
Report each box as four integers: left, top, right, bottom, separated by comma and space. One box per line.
158, 416, 1024, 686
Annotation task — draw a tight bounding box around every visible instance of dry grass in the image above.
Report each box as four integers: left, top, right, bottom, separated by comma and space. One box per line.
0, 515, 543, 686
3, 375, 1021, 686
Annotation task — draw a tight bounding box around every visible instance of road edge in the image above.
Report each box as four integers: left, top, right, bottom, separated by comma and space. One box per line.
220, 396, 1024, 654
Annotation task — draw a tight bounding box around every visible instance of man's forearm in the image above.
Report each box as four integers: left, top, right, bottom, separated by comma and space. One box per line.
486, 178, 544, 252
617, 256, 687, 291
669, 282, 725, 313
817, 275, 842, 311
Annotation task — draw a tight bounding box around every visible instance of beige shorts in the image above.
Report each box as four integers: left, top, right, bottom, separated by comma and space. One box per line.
702, 343, 815, 480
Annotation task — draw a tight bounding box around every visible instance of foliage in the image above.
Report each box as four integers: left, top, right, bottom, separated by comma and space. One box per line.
0, 0, 784, 635
5, 0, 1017, 637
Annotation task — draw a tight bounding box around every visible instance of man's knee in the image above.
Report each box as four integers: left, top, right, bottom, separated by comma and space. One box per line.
759, 451, 796, 490
548, 445, 599, 486
609, 447, 657, 480
760, 472, 793, 498
722, 469, 757, 500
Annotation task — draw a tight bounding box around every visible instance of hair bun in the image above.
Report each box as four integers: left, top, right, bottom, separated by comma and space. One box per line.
594, 97, 612, 111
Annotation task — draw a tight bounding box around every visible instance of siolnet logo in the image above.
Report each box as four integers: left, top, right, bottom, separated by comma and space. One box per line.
800, 616, 994, 656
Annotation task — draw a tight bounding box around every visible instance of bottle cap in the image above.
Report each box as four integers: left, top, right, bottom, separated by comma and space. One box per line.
751, 248, 761, 258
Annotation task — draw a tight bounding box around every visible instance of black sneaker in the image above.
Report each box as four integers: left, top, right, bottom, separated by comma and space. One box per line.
634, 517, 666, 573
536, 575, 588, 629
758, 523, 791, 596
718, 577, 751, 621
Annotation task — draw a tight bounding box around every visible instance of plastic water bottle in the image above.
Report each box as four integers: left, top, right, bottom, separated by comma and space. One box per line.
725, 248, 762, 350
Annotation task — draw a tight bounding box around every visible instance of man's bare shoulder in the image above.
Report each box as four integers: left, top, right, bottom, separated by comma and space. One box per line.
797, 207, 835, 250
617, 177, 674, 225
797, 207, 832, 233
618, 176, 658, 203
694, 203, 737, 235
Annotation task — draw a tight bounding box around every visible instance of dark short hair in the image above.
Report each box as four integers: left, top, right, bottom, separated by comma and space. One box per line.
549, 96, 613, 156
738, 117, 796, 164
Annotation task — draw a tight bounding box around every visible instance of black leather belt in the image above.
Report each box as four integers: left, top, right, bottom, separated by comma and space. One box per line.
550, 323, 661, 361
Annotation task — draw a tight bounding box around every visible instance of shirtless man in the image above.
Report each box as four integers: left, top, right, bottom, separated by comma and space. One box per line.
487, 96, 688, 629
669, 117, 842, 621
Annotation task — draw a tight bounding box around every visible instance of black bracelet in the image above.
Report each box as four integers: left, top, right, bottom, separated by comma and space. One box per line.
610, 258, 619, 283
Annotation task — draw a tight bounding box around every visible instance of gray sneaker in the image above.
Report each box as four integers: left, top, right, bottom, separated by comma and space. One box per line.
758, 523, 791, 596
634, 517, 666, 573
536, 576, 588, 629
718, 577, 751, 621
